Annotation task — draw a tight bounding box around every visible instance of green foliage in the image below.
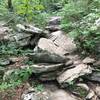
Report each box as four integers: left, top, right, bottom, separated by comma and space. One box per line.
35, 84, 44, 91
0, 42, 33, 56
13, 0, 44, 21
32, 81, 44, 92
68, 84, 88, 98
59, 0, 100, 53
0, 67, 32, 90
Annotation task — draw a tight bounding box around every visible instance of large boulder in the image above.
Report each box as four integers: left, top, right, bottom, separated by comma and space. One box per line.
34, 38, 68, 56
50, 31, 77, 53
34, 31, 77, 57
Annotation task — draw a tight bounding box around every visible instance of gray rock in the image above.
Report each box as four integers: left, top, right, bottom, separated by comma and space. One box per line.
5, 32, 32, 46
21, 63, 63, 73
57, 64, 92, 84
16, 24, 43, 34
22, 93, 37, 100
21, 87, 51, 100
86, 90, 95, 100
88, 72, 100, 83
0, 58, 10, 66
83, 57, 95, 64
45, 25, 60, 32
65, 60, 73, 67
50, 31, 77, 53
77, 83, 90, 92
34, 38, 68, 56
48, 90, 81, 100
34, 31, 76, 56
0, 26, 10, 41
29, 52, 66, 63
39, 73, 57, 81
48, 16, 61, 25
93, 60, 100, 67
95, 85, 100, 97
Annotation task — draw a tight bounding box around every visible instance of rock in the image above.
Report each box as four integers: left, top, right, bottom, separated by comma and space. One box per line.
21, 63, 63, 73
83, 57, 95, 64
22, 93, 37, 100
48, 90, 80, 100
3, 31, 32, 47
48, 16, 61, 25
57, 64, 92, 84
39, 72, 57, 81
87, 72, 100, 83
86, 90, 95, 100
21, 87, 37, 100
64, 60, 73, 67
21, 87, 51, 100
77, 83, 90, 92
28, 52, 66, 63
14, 33, 31, 46
95, 18, 100, 27
34, 31, 76, 56
95, 85, 100, 97
16, 24, 43, 34
50, 31, 77, 53
34, 38, 68, 56
0, 58, 10, 66
85, 83, 100, 100
0, 26, 10, 41
45, 25, 60, 32
93, 60, 100, 67
66, 55, 81, 66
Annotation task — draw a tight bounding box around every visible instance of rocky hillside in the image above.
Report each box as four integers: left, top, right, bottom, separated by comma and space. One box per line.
0, 17, 100, 100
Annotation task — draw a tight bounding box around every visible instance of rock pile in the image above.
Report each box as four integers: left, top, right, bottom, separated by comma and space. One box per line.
0, 16, 100, 100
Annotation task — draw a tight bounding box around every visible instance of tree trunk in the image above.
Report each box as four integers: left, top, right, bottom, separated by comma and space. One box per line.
8, 0, 13, 11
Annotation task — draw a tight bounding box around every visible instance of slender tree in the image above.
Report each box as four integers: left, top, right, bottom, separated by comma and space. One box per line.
8, 0, 13, 11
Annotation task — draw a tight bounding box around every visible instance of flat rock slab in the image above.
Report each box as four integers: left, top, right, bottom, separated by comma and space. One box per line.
28, 52, 66, 63
16, 24, 43, 34
48, 90, 81, 100
57, 64, 92, 84
21, 63, 63, 73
